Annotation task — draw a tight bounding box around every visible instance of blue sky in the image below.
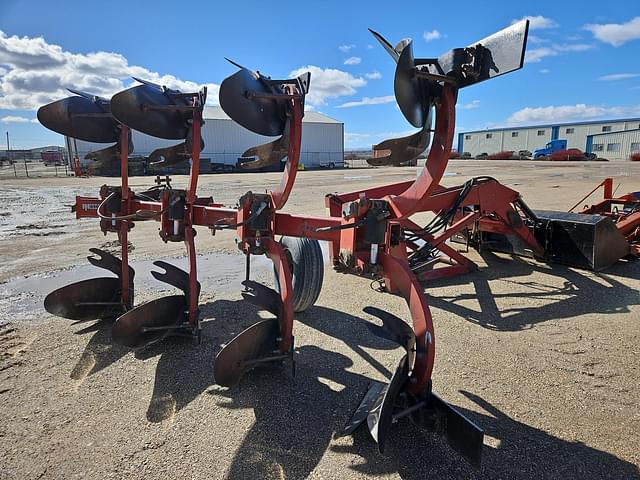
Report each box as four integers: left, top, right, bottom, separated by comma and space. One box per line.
0, 0, 639, 149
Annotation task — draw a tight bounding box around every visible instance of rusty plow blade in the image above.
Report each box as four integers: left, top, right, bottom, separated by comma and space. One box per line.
240, 280, 282, 316
369, 126, 431, 167
44, 248, 134, 321
237, 124, 290, 169
215, 281, 290, 387
112, 261, 200, 349
84, 129, 133, 165
148, 141, 191, 167
338, 307, 484, 466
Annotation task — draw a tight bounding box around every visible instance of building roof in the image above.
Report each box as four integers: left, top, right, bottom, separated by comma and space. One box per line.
203, 105, 342, 124
461, 117, 640, 135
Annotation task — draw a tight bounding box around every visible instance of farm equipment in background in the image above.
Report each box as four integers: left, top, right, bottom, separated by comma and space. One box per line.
37, 19, 639, 468
450, 176, 639, 270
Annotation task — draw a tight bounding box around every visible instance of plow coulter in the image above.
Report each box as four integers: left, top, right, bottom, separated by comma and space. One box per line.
37, 19, 639, 469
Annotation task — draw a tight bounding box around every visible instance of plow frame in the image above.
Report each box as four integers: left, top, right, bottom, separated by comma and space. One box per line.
71, 82, 549, 395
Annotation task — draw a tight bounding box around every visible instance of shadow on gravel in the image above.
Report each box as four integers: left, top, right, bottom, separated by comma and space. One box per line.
297, 305, 402, 379
211, 343, 372, 480
70, 318, 128, 380
131, 298, 248, 423
425, 252, 640, 331
331, 389, 640, 480
205, 301, 395, 479
202, 299, 639, 480
74, 294, 638, 479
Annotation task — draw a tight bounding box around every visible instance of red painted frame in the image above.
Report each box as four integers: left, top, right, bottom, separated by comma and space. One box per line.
74, 81, 637, 394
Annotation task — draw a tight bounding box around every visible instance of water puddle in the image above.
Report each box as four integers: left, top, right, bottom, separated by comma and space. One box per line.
1, 243, 330, 326
1, 252, 270, 325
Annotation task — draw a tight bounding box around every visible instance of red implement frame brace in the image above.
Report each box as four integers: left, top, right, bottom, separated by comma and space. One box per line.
72, 84, 550, 393
577, 177, 640, 256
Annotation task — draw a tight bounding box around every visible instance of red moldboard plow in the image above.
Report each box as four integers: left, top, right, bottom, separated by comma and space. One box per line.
37, 19, 638, 469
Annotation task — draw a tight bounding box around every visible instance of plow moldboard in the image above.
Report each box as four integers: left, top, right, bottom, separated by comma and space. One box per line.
112, 295, 186, 349
214, 318, 280, 388
44, 277, 123, 321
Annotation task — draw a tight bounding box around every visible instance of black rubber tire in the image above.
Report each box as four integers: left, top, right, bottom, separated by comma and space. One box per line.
275, 236, 324, 312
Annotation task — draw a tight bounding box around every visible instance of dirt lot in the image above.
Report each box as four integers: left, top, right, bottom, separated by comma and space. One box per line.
1, 160, 639, 479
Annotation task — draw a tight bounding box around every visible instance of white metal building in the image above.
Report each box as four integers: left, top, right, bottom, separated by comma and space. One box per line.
70, 106, 344, 169
586, 128, 640, 161
458, 118, 640, 161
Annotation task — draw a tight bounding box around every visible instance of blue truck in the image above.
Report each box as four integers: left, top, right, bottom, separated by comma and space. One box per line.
533, 139, 567, 158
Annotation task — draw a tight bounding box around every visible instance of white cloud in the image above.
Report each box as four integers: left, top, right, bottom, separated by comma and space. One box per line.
289, 65, 366, 106
511, 15, 558, 30
338, 44, 356, 53
461, 100, 480, 110
528, 35, 549, 44
507, 103, 640, 125
365, 71, 381, 80
553, 43, 593, 52
584, 16, 640, 47
598, 73, 640, 81
0, 30, 219, 111
1, 115, 31, 123
337, 95, 394, 108
525, 43, 594, 63
525, 47, 558, 63
367, 44, 374, 50
423, 30, 443, 42
344, 56, 361, 65
539, 68, 551, 74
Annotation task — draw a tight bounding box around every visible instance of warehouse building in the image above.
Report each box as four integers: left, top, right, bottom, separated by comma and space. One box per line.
458, 117, 640, 161
586, 128, 640, 161
69, 106, 344, 170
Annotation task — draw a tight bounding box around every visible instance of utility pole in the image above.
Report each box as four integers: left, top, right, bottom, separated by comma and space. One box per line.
7, 131, 17, 177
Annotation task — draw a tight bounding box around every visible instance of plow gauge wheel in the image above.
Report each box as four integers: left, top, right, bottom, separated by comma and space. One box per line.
275, 236, 324, 313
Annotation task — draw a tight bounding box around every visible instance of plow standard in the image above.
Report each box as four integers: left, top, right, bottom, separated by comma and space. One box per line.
38, 20, 639, 467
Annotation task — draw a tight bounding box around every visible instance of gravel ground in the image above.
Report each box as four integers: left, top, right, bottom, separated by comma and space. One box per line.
1, 160, 639, 479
